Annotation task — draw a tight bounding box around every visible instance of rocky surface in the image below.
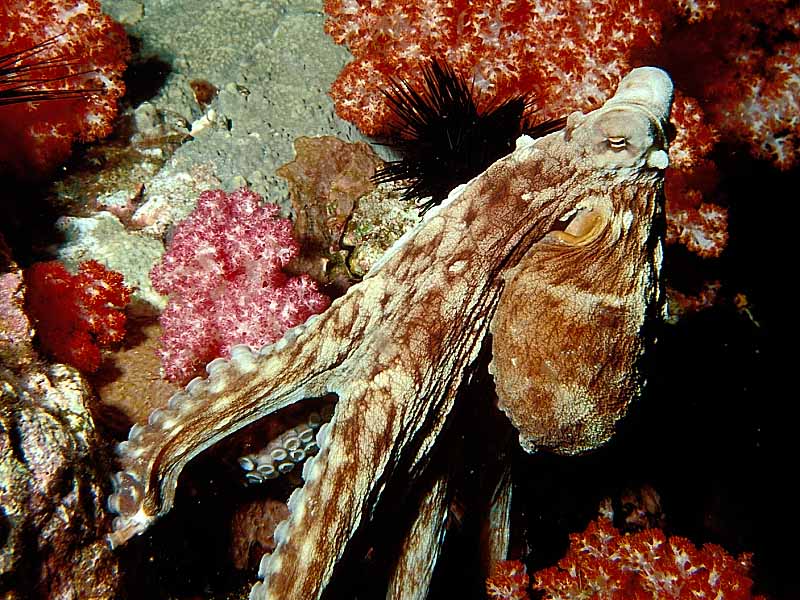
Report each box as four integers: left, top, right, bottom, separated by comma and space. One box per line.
55, 212, 167, 316
0, 364, 120, 600
1, 245, 119, 599
101, 0, 369, 216
44, 0, 381, 329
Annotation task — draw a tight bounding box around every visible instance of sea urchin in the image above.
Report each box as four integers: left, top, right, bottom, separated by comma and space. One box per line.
373, 60, 566, 213
0, 34, 104, 107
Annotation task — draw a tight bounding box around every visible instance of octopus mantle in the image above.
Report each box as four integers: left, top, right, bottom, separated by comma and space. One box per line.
108, 68, 674, 599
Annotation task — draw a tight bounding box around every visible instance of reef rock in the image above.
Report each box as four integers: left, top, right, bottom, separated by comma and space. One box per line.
0, 363, 120, 599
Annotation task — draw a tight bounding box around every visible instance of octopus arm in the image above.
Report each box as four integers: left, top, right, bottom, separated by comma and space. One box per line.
252, 363, 451, 598
251, 280, 501, 597
107, 287, 380, 548
387, 472, 450, 599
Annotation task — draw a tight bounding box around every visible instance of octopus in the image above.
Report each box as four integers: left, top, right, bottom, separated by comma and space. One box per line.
107, 67, 674, 599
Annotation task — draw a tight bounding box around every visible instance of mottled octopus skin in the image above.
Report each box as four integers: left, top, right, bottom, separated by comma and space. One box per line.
108, 67, 674, 599
491, 67, 673, 455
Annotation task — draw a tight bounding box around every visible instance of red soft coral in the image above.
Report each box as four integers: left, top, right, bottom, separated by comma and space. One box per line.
324, 0, 663, 138
655, 0, 800, 170
324, 0, 800, 259
24, 260, 132, 372
0, 0, 130, 179
486, 560, 531, 600
150, 188, 331, 385
325, 0, 800, 170
533, 517, 766, 600
322, 0, 720, 257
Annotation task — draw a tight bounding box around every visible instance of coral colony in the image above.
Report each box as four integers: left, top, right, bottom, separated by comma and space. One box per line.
486, 517, 767, 600
0, 0, 129, 178
150, 188, 331, 384
532, 517, 766, 600
24, 260, 131, 373
324, 0, 800, 258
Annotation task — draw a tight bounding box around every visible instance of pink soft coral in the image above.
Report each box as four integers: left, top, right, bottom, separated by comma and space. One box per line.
0, 0, 130, 179
533, 517, 766, 600
24, 260, 132, 372
151, 188, 331, 384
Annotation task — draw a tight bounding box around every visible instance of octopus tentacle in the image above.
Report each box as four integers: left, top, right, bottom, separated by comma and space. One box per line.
387, 472, 450, 600
239, 402, 335, 484
108, 285, 384, 547
107, 157, 541, 549
484, 465, 513, 566
252, 362, 436, 598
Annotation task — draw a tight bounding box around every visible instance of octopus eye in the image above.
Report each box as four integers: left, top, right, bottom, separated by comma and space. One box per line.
607, 136, 627, 150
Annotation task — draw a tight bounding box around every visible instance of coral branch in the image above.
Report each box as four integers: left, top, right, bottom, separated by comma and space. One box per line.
486, 560, 531, 600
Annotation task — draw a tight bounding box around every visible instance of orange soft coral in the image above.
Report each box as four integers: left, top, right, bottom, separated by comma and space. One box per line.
324, 0, 800, 259
324, 0, 663, 138
24, 260, 131, 372
486, 560, 531, 600
0, 0, 130, 179
533, 517, 766, 600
